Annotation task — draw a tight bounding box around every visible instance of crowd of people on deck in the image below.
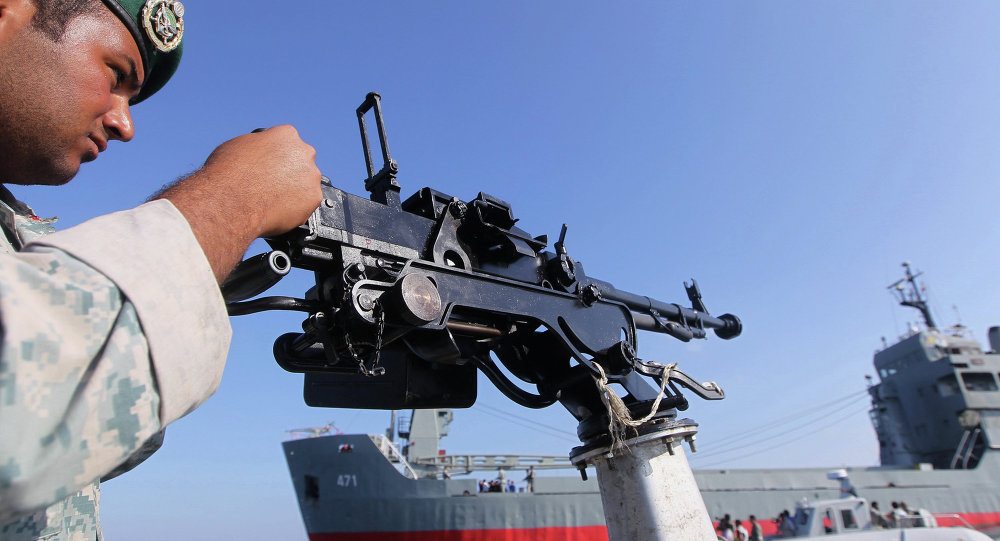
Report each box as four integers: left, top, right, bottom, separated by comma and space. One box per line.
715, 500, 927, 538
870, 501, 926, 529
479, 479, 518, 493
475, 467, 536, 493
715, 514, 764, 540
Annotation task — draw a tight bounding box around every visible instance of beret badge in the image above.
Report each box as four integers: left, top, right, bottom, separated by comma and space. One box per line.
141, 0, 184, 52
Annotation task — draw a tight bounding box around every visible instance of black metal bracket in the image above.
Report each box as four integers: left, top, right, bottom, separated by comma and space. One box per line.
357, 92, 401, 207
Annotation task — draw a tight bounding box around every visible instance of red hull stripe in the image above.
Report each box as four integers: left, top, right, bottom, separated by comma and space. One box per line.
310, 511, 1000, 541
938, 511, 1000, 529
309, 526, 609, 541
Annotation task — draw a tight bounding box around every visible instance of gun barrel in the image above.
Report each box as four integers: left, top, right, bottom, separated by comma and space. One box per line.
632, 313, 704, 339
587, 280, 741, 340
221, 250, 292, 303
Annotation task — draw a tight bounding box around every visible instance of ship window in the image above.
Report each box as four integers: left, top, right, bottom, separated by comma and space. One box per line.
305, 475, 319, 501
960, 372, 998, 392
869, 410, 881, 430
840, 509, 858, 530
936, 374, 960, 397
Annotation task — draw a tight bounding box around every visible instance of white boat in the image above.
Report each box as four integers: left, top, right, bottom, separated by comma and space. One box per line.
776, 491, 991, 540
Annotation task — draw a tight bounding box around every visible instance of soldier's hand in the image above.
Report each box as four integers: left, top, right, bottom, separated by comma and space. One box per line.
199, 125, 322, 237
155, 125, 323, 283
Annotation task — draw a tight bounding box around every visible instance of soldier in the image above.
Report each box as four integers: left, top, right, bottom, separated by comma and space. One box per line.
869, 502, 889, 530
0, 0, 322, 539
523, 465, 535, 492
747, 515, 763, 541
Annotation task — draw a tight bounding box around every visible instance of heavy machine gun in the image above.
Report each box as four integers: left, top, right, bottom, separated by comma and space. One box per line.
225, 93, 743, 539
224, 92, 740, 443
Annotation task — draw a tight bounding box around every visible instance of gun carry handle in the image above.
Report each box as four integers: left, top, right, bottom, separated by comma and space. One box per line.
356, 92, 400, 205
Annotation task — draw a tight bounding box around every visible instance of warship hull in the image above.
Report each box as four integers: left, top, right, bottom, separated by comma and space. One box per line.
283, 433, 1000, 540
284, 267, 1000, 539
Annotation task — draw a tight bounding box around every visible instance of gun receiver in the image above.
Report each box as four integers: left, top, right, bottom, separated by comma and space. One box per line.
226, 92, 741, 444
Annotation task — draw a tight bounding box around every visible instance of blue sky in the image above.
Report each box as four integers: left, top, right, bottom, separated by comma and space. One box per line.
13, 2, 1000, 539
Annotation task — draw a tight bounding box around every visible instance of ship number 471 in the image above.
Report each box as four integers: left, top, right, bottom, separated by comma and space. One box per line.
337, 474, 358, 487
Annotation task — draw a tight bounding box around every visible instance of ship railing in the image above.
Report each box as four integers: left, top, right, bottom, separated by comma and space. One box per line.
950, 430, 973, 469
949, 428, 982, 469
962, 428, 981, 469
368, 434, 420, 480
411, 453, 575, 473
929, 513, 974, 529
897, 514, 936, 529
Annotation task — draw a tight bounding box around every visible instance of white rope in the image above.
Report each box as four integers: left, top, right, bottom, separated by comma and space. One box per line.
592, 361, 676, 451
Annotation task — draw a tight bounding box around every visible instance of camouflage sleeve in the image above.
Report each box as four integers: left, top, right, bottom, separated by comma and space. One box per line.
0, 200, 231, 522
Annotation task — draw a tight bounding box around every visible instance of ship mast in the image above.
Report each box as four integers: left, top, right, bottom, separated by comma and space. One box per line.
888, 261, 937, 330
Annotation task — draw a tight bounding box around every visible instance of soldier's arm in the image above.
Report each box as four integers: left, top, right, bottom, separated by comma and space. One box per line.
0, 200, 229, 522
0, 127, 320, 522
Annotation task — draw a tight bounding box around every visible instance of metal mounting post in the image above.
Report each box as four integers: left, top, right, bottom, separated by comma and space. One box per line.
571, 420, 716, 541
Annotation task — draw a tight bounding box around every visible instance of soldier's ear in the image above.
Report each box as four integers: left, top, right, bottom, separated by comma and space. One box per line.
0, 0, 36, 44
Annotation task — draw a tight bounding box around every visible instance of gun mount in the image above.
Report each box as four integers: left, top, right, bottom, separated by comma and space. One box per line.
226, 93, 744, 540
225, 92, 741, 446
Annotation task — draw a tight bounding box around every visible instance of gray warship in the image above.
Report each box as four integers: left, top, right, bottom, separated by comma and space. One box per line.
283, 263, 1000, 539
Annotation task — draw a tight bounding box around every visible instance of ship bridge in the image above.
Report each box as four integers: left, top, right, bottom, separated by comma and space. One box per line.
869, 263, 1000, 470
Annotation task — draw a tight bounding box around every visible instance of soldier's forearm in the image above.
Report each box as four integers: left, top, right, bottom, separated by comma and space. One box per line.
156, 171, 258, 284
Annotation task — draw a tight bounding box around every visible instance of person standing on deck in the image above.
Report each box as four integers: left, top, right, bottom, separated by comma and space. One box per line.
748, 515, 763, 541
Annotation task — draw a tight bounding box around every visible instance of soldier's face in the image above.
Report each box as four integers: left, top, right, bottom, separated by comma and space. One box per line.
0, 3, 144, 185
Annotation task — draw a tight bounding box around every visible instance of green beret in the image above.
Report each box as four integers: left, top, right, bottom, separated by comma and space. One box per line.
100, 0, 185, 104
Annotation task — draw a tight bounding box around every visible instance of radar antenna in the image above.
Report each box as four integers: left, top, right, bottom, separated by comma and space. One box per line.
887, 261, 936, 330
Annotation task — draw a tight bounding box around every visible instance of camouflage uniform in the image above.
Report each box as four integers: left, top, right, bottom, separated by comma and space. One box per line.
0, 186, 231, 539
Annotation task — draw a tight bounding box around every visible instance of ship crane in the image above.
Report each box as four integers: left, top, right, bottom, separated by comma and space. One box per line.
286, 422, 343, 439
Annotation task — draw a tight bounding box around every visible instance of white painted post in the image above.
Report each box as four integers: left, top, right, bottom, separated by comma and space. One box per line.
576, 424, 716, 541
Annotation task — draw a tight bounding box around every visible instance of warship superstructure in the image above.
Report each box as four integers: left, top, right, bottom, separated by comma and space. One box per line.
283, 263, 1000, 539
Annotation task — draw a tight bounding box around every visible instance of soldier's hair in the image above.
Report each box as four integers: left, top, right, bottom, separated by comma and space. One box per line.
29, 0, 104, 41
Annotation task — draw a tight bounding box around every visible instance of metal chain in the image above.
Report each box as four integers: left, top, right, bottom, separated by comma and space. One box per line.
341, 301, 385, 376
341, 332, 363, 370
367, 302, 386, 376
